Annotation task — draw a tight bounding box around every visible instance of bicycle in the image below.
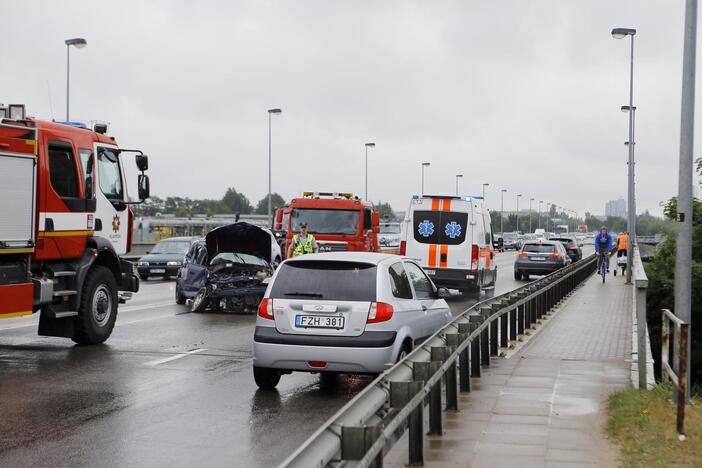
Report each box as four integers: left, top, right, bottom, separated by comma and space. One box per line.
597, 250, 609, 283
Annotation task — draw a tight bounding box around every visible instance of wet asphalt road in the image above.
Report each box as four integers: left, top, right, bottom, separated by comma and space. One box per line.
0, 251, 534, 467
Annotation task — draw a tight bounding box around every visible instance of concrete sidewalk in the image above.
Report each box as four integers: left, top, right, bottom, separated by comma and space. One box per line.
385, 272, 632, 468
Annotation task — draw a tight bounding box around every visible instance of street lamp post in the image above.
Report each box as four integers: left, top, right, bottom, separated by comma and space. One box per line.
516, 194, 522, 232
545, 202, 550, 232
500, 189, 507, 234
365, 142, 375, 201
612, 26, 637, 284
455, 174, 463, 195
482, 183, 490, 202
65, 38, 87, 121
529, 198, 534, 233
421, 162, 431, 195
267, 108, 282, 228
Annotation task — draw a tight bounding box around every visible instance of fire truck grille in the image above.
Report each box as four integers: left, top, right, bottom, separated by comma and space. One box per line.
317, 243, 348, 253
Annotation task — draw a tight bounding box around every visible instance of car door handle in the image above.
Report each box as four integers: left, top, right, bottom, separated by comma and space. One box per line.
421, 305, 428, 312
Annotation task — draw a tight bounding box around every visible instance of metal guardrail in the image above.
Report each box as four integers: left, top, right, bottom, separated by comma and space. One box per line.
661, 308, 690, 438
282, 254, 598, 468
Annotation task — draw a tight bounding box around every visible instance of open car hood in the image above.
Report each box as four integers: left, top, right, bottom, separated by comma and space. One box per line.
205, 223, 271, 262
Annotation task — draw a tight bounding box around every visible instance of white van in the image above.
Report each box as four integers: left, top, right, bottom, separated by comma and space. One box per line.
400, 195, 497, 293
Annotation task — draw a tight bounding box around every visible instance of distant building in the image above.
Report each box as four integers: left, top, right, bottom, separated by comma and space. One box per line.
605, 198, 627, 218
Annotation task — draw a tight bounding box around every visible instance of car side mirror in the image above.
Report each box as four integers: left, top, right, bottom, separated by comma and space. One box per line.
437, 287, 451, 299
136, 154, 149, 171
138, 174, 150, 201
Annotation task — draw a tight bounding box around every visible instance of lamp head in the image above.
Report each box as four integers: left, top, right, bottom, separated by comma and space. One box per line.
611, 28, 636, 39
268, 108, 282, 115
65, 38, 87, 48
365, 142, 375, 148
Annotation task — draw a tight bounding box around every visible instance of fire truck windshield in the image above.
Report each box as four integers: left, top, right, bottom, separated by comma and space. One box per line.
291, 208, 360, 235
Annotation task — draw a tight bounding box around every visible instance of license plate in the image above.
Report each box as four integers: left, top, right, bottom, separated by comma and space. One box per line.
425, 269, 436, 275
295, 315, 345, 329
151, 268, 166, 273
529, 257, 545, 261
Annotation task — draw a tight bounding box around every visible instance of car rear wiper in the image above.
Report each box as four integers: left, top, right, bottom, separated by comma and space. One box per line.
283, 292, 323, 298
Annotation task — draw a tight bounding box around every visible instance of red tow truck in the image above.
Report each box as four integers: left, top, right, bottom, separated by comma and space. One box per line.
0, 107, 150, 344
281, 192, 380, 256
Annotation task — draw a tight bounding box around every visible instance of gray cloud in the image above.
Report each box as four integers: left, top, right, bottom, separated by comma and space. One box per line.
2, 0, 698, 216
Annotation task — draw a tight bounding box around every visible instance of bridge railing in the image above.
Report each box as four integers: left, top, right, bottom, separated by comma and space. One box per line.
281, 254, 597, 468
631, 246, 655, 389
661, 308, 690, 438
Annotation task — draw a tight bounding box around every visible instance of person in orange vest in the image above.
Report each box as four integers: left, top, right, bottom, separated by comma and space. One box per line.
617, 231, 629, 259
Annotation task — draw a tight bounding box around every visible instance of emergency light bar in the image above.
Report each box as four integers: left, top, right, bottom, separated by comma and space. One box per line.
302, 191, 356, 199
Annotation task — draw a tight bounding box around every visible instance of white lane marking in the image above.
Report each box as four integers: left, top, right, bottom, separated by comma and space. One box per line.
0, 300, 177, 331
143, 348, 207, 366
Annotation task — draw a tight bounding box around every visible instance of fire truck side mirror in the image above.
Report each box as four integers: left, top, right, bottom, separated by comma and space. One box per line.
371, 212, 380, 234
136, 154, 149, 172
138, 174, 150, 201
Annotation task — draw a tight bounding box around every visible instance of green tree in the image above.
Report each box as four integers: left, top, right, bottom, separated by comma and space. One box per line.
221, 187, 252, 214
374, 201, 396, 221
646, 159, 702, 389
255, 193, 286, 215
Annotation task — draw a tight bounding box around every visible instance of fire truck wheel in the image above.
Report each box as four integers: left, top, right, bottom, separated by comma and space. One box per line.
73, 266, 118, 345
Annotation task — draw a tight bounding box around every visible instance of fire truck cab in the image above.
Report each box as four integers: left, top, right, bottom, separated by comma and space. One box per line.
0, 107, 149, 344
284, 192, 380, 255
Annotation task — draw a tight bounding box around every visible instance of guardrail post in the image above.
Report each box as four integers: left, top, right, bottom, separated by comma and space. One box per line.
480, 307, 490, 366
500, 305, 509, 349
457, 324, 471, 392
444, 336, 459, 410
341, 426, 383, 467
390, 381, 424, 466
490, 302, 500, 356
525, 294, 534, 330
428, 359, 443, 435
509, 302, 517, 342
517, 293, 525, 336
468, 318, 481, 377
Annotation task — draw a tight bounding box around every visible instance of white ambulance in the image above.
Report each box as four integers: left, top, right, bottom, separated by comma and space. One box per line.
400, 195, 497, 294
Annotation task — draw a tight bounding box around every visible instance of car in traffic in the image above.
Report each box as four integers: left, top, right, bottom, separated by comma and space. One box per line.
514, 240, 571, 280
252, 252, 453, 389
550, 236, 582, 263
501, 232, 519, 250
137, 236, 201, 280
175, 223, 276, 312
515, 233, 536, 250
379, 222, 401, 254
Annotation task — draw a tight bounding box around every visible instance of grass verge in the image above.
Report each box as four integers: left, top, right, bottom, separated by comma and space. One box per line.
607, 384, 702, 467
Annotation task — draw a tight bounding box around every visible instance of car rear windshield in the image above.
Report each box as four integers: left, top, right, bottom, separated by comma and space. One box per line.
503, 233, 518, 239
151, 241, 191, 254
270, 260, 377, 301
552, 238, 575, 246
523, 243, 557, 253
412, 210, 468, 245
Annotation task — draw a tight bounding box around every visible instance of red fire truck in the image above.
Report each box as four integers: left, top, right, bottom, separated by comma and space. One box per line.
0, 108, 149, 344
282, 192, 380, 256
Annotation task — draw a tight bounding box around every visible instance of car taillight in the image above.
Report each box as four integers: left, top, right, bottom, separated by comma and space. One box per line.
518, 251, 528, 257
367, 302, 394, 323
548, 253, 561, 259
400, 240, 406, 255
471, 244, 479, 267
258, 298, 273, 319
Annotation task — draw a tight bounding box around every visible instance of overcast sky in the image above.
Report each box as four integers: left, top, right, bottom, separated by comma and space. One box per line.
2, 1, 701, 217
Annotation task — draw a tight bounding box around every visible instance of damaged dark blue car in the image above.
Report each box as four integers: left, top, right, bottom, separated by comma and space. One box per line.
175, 223, 274, 313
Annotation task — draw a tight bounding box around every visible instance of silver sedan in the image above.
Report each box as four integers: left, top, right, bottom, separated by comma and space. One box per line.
252, 252, 452, 389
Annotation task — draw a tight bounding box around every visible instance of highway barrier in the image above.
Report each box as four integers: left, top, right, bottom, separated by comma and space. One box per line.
281, 254, 598, 468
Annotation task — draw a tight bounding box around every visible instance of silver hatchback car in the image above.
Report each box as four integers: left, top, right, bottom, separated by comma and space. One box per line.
252, 252, 453, 389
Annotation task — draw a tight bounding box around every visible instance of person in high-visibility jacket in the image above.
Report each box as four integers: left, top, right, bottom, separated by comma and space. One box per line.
617, 231, 629, 258
287, 222, 319, 257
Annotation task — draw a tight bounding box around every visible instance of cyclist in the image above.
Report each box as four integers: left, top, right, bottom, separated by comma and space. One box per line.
595, 226, 613, 273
